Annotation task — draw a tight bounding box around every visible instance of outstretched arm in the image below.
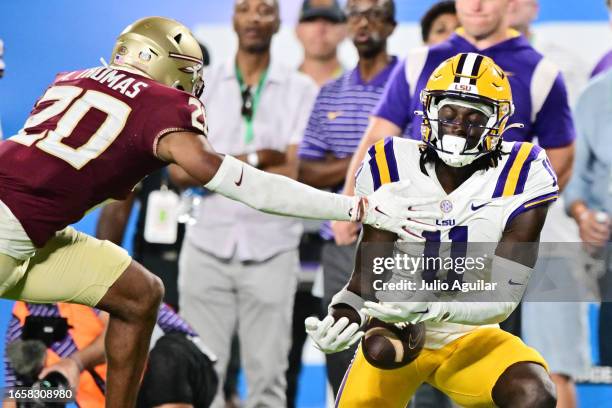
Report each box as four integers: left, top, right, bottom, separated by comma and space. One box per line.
156, 131, 433, 239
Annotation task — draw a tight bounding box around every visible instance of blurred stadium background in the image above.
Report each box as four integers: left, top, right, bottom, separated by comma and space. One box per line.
0, 1, 611, 406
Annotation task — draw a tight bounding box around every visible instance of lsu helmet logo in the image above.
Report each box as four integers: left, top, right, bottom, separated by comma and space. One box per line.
452, 83, 476, 93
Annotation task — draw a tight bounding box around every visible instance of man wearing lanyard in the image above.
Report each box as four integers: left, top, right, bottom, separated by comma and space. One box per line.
297, 0, 398, 398
172, 1, 318, 407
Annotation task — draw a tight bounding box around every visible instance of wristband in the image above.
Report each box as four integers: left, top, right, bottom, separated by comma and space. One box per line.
329, 288, 366, 325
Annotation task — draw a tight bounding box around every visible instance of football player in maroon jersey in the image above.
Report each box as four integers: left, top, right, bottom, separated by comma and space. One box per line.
0, 16, 441, 407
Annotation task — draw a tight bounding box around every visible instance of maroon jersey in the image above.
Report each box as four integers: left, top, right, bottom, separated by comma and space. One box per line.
0, 66, 207, 247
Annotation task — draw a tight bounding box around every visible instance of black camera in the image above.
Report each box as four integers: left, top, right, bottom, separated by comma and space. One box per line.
5, 315, 73, 407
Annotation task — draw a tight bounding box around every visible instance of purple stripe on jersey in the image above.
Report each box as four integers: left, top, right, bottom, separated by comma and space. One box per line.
514, 144, 541, 195
334, 352, 357, 408
505, 192, 559, 228
355, 162, 364, 181
4, 316, 21, 386
383, 137, 400, 182
319, 222, 334, 240
367, 144, 376, 159
7, 316, 22, 343
368, 144, 382, 191
422, 230, 442, 283
591, 50, 612, 78
157, 303, 198, 337
492, 143, 522, 198
52, 339, 77, 357
542, 157, 558, 187
446, 226, 468, 285
28, 303, 61, 317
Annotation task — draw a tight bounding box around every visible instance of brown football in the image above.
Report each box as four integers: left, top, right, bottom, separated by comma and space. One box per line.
361, 318, 425, 369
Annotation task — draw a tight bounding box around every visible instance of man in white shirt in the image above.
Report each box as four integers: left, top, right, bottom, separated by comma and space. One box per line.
172, 1, 318, 407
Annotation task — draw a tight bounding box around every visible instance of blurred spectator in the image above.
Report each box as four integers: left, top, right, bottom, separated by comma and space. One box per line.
298, 0, 397, 398
591, 0, 612, 77
170, 1, 317, 407
3, 302, 218, 408
565, 70, 612, 368
334, 0, 576, 340
509, 2, 591, 407
296, 0, 347, 86
508, 0, 588, 104
4, 303, 107, 407
420, 0, 458, 46
287, 2, 346, 406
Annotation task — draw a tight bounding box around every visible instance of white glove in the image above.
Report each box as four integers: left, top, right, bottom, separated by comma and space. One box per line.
360, 181, 443, 242
361, 301, 447, 324
305, 315, 364, 354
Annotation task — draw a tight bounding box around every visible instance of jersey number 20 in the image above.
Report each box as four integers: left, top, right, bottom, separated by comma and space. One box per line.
10, 85, 132, 170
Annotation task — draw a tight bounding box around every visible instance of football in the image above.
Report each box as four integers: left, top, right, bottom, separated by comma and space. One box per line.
361, 318, 425, 370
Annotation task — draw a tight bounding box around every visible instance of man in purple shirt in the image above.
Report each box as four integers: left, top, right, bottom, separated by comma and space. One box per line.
297, 0, 398, 397
334, 0, 575, 242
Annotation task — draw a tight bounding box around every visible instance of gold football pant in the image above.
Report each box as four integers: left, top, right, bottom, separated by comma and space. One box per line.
336, 327, 548, 408
0, 227, 131, 307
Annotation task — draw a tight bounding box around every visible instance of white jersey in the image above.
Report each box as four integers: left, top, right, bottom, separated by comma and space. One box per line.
355, 137, 559, 348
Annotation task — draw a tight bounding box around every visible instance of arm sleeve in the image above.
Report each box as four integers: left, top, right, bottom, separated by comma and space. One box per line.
502, 147, 559, 229
437, 256, 532, 325
298, 89, 330, 160
533, 73, 576, 148
372, 59, 413, 130
204, 154, 356, 221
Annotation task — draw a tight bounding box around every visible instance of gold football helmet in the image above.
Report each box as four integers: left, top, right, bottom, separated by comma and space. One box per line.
111, 17, 204, 97
419, 52, 518, 167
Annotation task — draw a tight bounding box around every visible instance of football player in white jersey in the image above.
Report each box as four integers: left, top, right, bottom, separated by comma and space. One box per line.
306, 53, 558, 407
